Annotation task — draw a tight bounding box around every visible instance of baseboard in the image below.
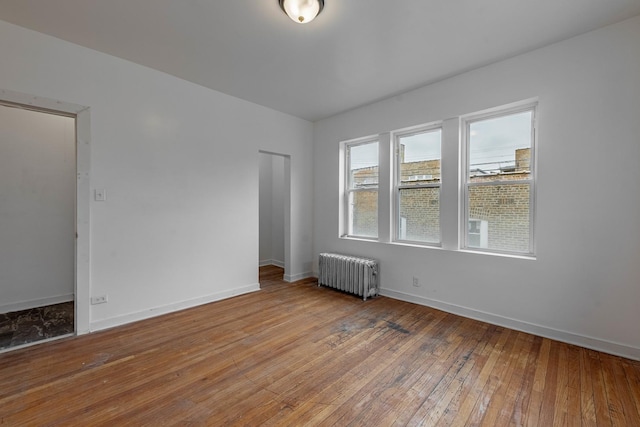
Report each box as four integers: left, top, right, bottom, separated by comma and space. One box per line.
380, 288, 640, 361
0, 294, 74, 314
259, 259, 285, 268
0, 333, 74, 355
283, 271, 313, 282
89, 284, 260, 332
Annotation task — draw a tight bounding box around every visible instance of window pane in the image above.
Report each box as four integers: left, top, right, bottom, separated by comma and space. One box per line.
398, 187, 440, 243
469, 111, 532, 181
349, 190, 378, 237
399, 129, 441, 184
349, 141, 379, 189
467, 183, 530, 253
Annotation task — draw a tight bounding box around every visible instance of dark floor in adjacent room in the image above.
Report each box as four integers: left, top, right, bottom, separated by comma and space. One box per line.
0, 302, 74, 350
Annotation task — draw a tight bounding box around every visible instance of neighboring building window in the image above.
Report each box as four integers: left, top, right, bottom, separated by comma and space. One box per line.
463, 105, 536, 254
394, 126, 442, 244
468, 219, 488, 248
346, 139, 379, 238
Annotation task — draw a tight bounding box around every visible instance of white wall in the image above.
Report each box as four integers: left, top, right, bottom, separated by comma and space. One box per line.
0, 19, 314, 330
313, 16, 640, 359
271, 155, 285, 265
259, 153, 274, 264
259, 153, 286, 268
0, 105, 75, 313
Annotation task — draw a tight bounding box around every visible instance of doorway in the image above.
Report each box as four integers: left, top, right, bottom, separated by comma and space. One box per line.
258, 151, 291, 283
0, 100, 77, 351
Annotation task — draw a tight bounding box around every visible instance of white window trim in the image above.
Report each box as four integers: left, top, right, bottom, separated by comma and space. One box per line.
461, 101, 538, 256
392, 123, 443, 246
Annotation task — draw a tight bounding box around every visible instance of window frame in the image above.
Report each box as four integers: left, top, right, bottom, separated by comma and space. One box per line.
343, 137, 380, 240
392, 123, 443, 246
461, 102, 537, 256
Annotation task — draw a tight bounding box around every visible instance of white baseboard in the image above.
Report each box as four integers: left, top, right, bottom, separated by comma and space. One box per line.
284, 271, 313, 282
380, 288, 640, 361
0, 294, 74, 314
89, 284, 260, 332
259, 259, 285, 268
0, 333, 74, 354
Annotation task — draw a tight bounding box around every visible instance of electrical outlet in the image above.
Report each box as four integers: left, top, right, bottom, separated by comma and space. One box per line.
91, 295, 108, 305
94, 189, 107, 201
412, 276, 420, 287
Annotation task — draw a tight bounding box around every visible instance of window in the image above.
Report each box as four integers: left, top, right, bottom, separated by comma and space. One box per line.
468, 219, 488, 248
339, 99, 537, 258
394, 126, 442, 244
463, 105, 536, 255
345, 139, 379, 238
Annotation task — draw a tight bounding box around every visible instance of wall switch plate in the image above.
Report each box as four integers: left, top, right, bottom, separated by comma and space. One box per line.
94, 189, 107, 201
91, 295, 108, 305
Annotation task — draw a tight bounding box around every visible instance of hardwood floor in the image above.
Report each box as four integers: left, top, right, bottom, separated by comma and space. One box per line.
1, 265, 639, 425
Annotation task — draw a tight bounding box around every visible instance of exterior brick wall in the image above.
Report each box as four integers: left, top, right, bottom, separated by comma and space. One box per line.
349, 148, 531, 251
351, 189, 378, 237
399, 187, 440, 242
468, 181, 530, 252
400, 159, 441, 181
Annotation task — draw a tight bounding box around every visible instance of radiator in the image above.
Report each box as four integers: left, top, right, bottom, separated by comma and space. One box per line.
318, 253, 379, 301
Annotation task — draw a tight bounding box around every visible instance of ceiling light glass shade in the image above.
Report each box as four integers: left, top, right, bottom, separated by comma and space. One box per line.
279, 0, 324, 24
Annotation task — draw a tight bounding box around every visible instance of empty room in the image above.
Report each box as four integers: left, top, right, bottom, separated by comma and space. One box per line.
1, 1, 640, 425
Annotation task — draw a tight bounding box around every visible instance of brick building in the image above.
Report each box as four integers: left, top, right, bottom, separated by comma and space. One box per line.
351, 148, 531, 251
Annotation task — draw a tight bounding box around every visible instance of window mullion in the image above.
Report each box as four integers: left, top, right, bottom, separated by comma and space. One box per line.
441, 117, 461, 251
378, 133, 391, 243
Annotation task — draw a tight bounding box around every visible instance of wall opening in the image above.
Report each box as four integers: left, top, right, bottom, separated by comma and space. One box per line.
0, 89, 91, 349
258, 151, 291, 282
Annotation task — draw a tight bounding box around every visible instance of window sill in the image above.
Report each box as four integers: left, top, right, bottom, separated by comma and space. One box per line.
458, 249, 536, 260
339, 235, 379, 243
388, 241, 443, 250
352, 239, 537, 260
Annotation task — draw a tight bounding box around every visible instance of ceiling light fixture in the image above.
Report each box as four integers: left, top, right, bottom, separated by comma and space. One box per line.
279, 0, 324, 24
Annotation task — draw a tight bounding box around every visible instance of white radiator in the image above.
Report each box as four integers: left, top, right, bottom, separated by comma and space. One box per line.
318, 253, 379, 301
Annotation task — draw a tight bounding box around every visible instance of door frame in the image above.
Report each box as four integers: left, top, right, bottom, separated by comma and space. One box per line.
0, 89, 91, 335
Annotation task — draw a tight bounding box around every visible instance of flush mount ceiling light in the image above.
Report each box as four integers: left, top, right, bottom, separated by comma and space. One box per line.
279, 0, 324, 24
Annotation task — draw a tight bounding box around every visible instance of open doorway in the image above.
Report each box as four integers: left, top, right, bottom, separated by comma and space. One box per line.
0, 101, 76, 351
258, 151, 291, 284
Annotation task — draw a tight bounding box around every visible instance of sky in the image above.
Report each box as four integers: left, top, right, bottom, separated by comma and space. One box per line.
400, 129, 441, 163
349, 141, 379, 170
349, 110, 532, 173
468, 110, 532, 173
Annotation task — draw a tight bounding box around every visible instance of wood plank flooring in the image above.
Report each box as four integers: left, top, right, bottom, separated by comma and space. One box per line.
1, 265, 639, 425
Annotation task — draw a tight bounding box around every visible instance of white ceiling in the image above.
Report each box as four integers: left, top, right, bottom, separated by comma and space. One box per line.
1, 0, 639, 121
